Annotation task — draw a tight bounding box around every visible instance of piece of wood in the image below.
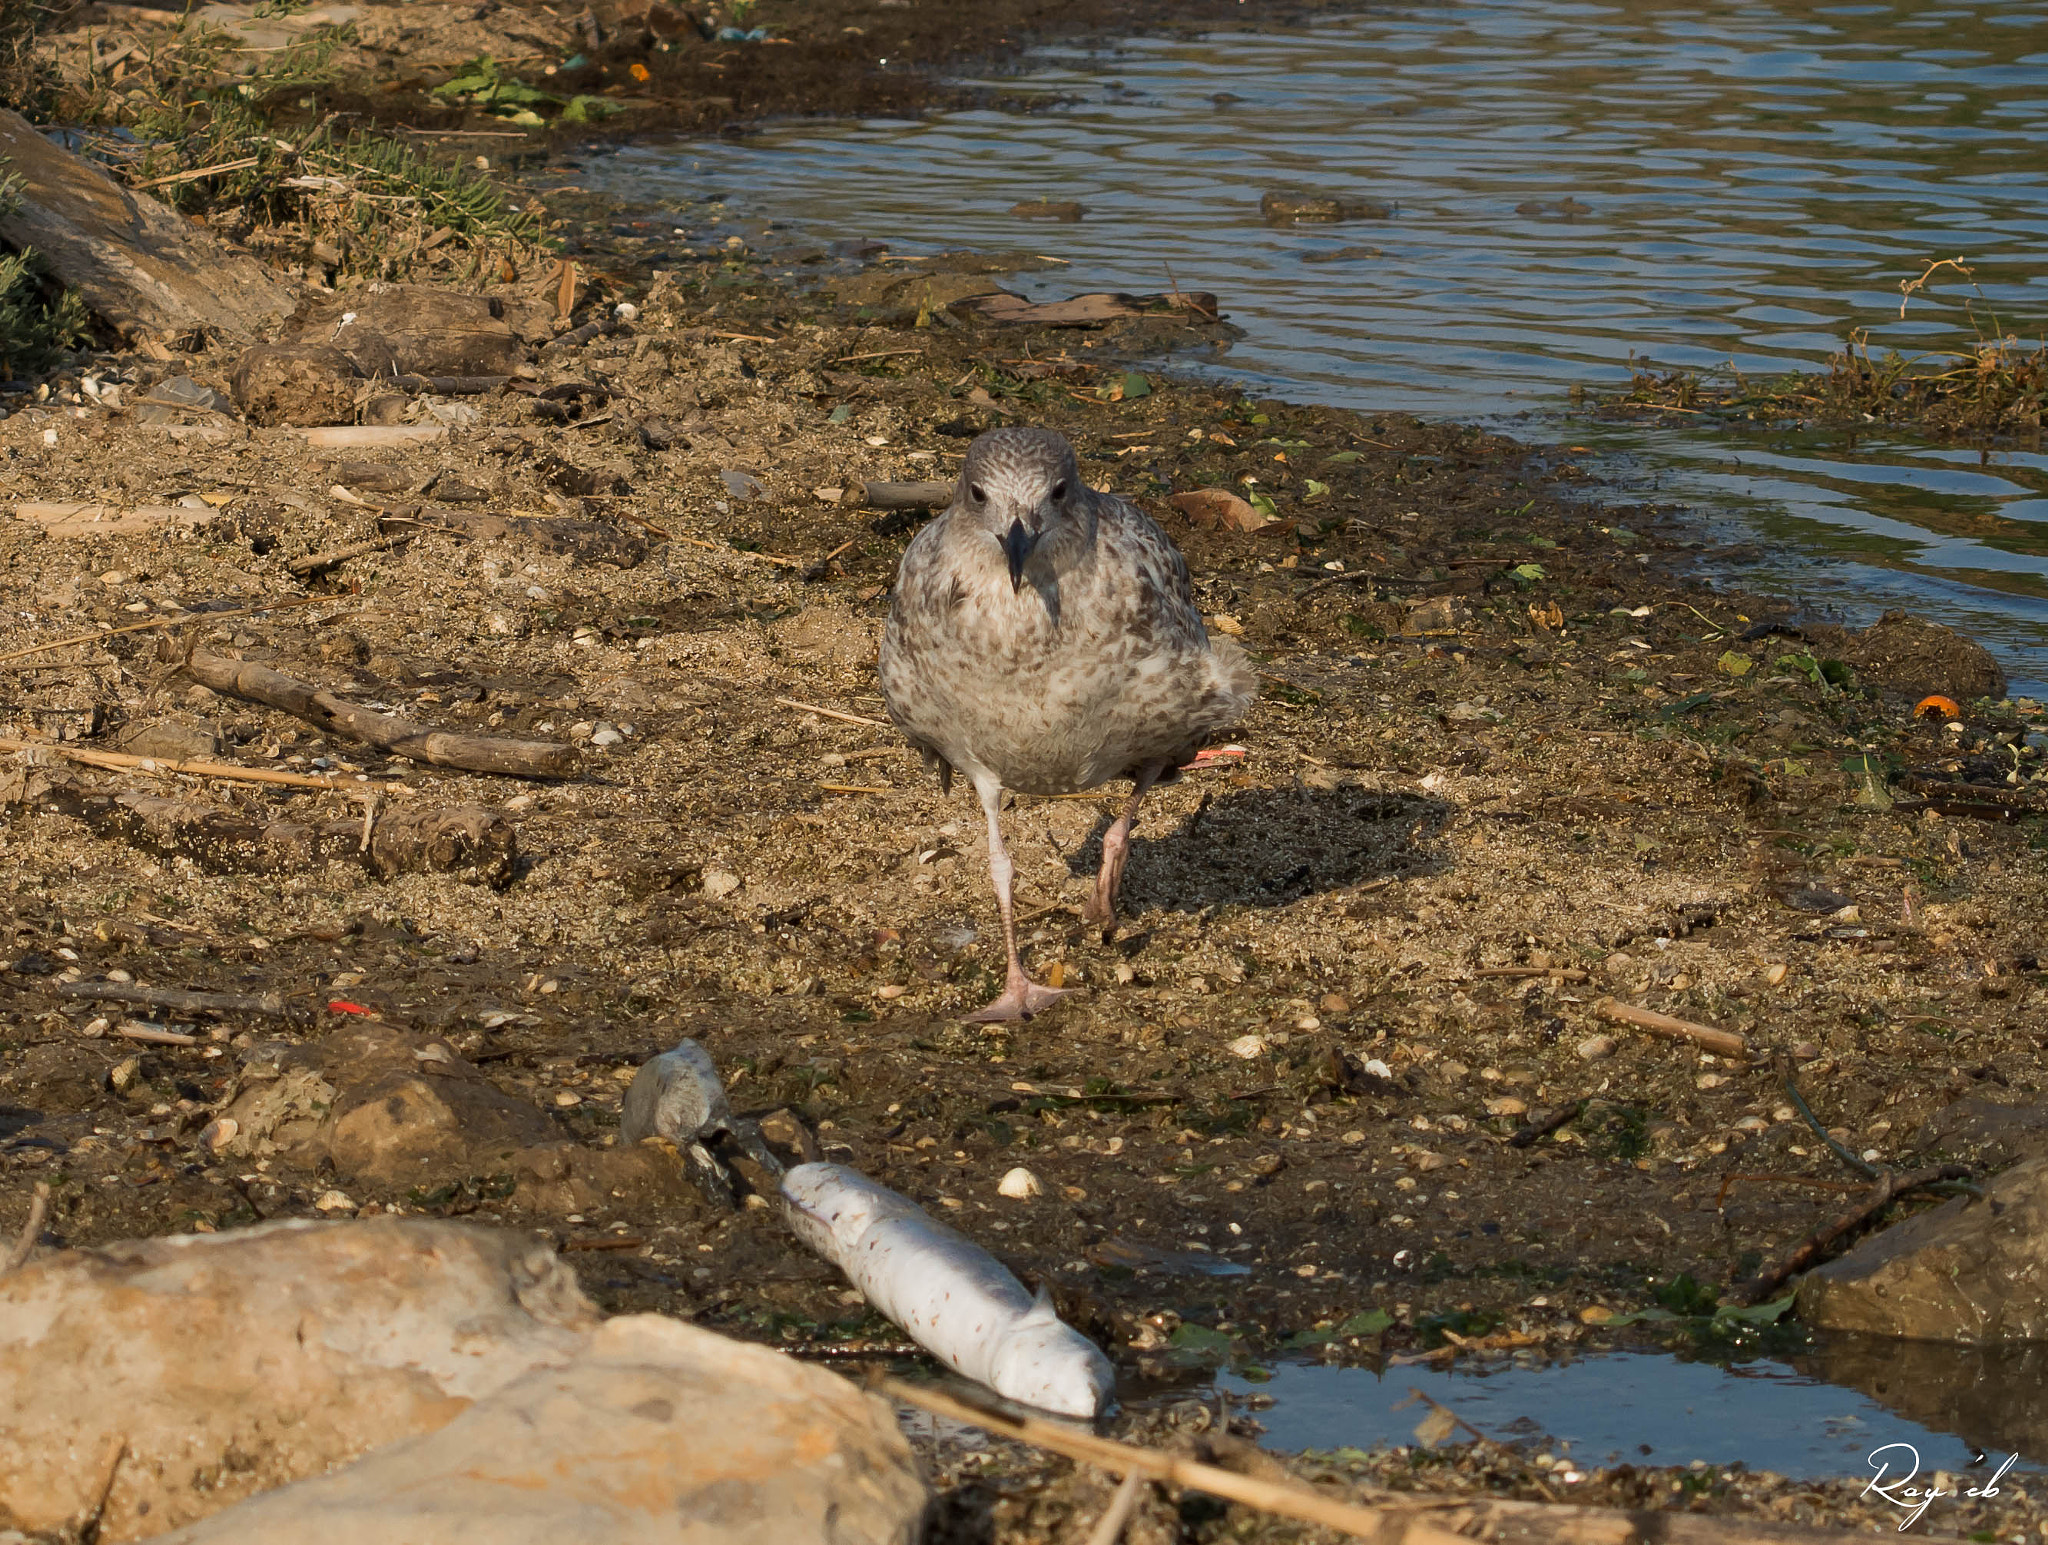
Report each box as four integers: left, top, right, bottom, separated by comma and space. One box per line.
384, 374, 512, 395
953, 290, 1220, 327
173, 645, 576, 779
1476, 966, 1590, 981
13, 502, 213, 537
287, 533, 414, 577
878, 1377, 1857, 1545
0, 108, 291, 343
2, 1182, 49, 1274
110, 1022, 198, 1046
295, 426, 449, 448
1083, 1472, 1146, 1545
1594, 997, 1749, 1058
54, 789, 520, 887
0, 736, 394, 793
1731, 1163, 1976, 1305
0, 595, 333, 669
861, 481, 954, 510
774, 697, 891, 728
56, 980, 293, 1018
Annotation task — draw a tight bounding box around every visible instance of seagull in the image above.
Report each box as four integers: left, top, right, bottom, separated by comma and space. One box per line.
879, 426, 1254, 1022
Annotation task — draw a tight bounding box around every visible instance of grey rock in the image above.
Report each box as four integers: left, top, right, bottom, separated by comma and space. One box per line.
619, 1039, 785, 1208
1798, 1156, 2048, 1343
156, 1314, 926, 1545
1917, 1093, 2048, 1167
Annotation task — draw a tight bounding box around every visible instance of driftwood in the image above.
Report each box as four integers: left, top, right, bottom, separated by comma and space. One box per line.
861, 481, 955, 511
881, 1377, 1865, 1545
287, 533, 415, 577
1731, 1163, 1977, 1305
56, 789, 519, 886
953, 290, 1220, 327
0, 736, 396, 794
13, 502, 214, 537
171, 644, 575, 779
0, 109, 290, 343
1594, 997, 1749, 1058
56, 980, 294, 1018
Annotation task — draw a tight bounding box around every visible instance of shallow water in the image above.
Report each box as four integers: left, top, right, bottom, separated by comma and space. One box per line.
1211, 1341, 2046, 1482
587, 0, 2048, 689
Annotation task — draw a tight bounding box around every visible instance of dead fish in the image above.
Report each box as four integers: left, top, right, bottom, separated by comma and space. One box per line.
782, 1161, 1114, 1418
620, 1039, 783, 1209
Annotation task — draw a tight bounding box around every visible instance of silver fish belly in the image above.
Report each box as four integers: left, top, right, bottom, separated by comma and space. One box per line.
781, 1161, 1114, 1418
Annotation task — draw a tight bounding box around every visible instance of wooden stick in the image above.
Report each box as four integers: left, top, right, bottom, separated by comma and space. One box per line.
776, 697, 891, 728
1476, 966, 1589, 981
0, 737, 399, 793
131, 155, 262, 189
3, 1182, 49, 1273
57, 980, 292, 1017
818, 783, 896, 796
111, 1022, 199, 1046
831, 346, 927, 364
174, 645, 576, 779
287, 532, 414, 577
1083, 1471, 1146, 1545
802, 538, 859, 582
0, 595, 333, 669
671, 534, 801, 569
862, 480, 954, 511
1594, 997, 1748, 1058
876, 1378, 1854, 1545
1731, 1163, 1976, 1305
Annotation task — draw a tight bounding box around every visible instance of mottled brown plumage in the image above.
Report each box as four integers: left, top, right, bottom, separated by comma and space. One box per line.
879, 426, 1254, 1021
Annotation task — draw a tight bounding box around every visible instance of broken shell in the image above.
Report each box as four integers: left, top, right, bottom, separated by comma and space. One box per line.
997, 1166, 1043, 1200
314, 1189, 356, 1213
1227, 1034, 1268, 1059
199, 1116, 238, 1152
1576, 1034, 1617, 1062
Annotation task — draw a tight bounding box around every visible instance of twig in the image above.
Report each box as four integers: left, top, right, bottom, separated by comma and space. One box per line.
57, 981, 292, 1017
1405, 1386, 1491, 1444
1779, 1058, 1880, 1180
0, 737, 400, 794
287, 532, 415, 577
1731, 1163, 1977, 1305
0, 595, 333, 669
776, 697, 891, 728
131, 155, 261, 189
1594, 997, 1748, 1058
1509, 1099, 1587, 1149
3, 1182, 49, 1273
109, 1022, 199, 1046
818, 782, 896, 797
831, 346, 927, 365
1476, 966, 1589, 981
173, 645, 577, 779
802, 538, 859, 583
671, 534, 800, 569
1084, 1471, 1147, 1545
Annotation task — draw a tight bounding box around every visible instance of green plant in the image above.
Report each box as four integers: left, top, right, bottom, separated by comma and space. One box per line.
0, 171, 90, 375
432, 54, 623, 127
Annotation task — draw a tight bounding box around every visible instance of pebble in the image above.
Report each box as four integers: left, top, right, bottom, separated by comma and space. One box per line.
997, 1167, 1043, 1200
1294, 1014, 1321, 1031
1484, 1096, 1527, 1117
1766, 963, 1789, 985
1576, 1034, 1617, 1062
1792, 1040, 1822, 1060
1319, 993, 1351, 1014
1362, 1057, 1393, 1079
106, 968, 133, 984
553, 1092, 581, 1107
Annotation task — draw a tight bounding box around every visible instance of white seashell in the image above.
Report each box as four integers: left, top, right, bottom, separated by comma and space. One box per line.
1227, 1034, 1268, 1060
997, 1167, 1042, 1200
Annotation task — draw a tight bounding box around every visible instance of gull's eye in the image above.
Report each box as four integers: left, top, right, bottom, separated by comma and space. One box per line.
1050, 480, 1067, 501
970, 483, 987, 504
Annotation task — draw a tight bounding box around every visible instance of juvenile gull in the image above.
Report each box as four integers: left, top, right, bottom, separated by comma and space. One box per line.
879, 426, 1254, 1021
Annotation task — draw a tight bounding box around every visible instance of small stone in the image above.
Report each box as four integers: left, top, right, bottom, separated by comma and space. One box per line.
1248, 1153, 1283, 1176
1227, 1034, 1268, 1059
1576, 1035, 1617, 1062
1484, 1096, 1527, 1117
701, 870, 742, 899
553, 1092, 581, 1108
1602, 952, 1634, 978
1734, 1115, 1769, 1133
314, 1189, 357, 1213
873, 984, 909, 1000
1766, 963, 1789, 986
1319, 993, 1351, 1014
1792, 1040, 1822, 1060
997, 1166, 1043, 1200
590, 728, 623, 747
1341, 1130, 1366, 1144
1697, 1073, 1729, 1090
1294, 1015, 1321, 1031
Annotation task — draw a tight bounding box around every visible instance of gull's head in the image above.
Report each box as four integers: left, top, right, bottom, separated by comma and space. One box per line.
955, 427, 1087, 592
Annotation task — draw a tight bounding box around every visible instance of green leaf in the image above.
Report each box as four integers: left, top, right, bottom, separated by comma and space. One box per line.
1527, 534, 1558, 548
827, 404, 852, 425
1716, 1293, 1796, 1326
562, 94, 623, 124
1304, 478, 1331, 499
1511, 562, 1545, 583
1607, 526, 1638, 546
1168, 1323, 1236, 1358
1325, 450, 1365, 464
1716, 650, 1753, 677
1334, 1307, 1393, 1337
1119, 370, 1152, 399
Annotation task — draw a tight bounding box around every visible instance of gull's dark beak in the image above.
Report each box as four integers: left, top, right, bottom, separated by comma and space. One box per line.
1003, 518, 1036, 592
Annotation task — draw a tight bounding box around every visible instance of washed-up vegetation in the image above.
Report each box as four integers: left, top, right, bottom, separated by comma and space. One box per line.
36, 8, 546, 285
0, 168, 89, 374
1609, 261, 2047, 434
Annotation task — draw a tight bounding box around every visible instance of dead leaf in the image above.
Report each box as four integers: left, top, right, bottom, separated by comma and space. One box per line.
1413, 1406, 1459, 1447
1171, 488, 1273, 533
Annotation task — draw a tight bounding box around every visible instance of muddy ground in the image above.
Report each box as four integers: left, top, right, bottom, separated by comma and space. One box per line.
4, 203, 2048, 1545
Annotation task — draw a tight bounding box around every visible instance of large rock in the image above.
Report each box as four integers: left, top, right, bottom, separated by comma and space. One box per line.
0, 1219, 598, 1542
157, 1313, 929, 1545
0, 109, 291, 344
220, 1024, 560, 1186
1916, 1092, 2048, 1167
1797, 1157, 2048, 1342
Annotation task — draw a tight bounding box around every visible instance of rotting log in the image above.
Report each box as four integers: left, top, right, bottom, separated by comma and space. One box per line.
169, 644, 576, 779
53, 789, 519, 887
55, 980, 295, 1019
860, 481, 955, 511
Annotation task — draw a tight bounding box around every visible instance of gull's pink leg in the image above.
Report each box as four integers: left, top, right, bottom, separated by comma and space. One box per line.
965, 778, 1068, 1022
1082, 761, 1167, 935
